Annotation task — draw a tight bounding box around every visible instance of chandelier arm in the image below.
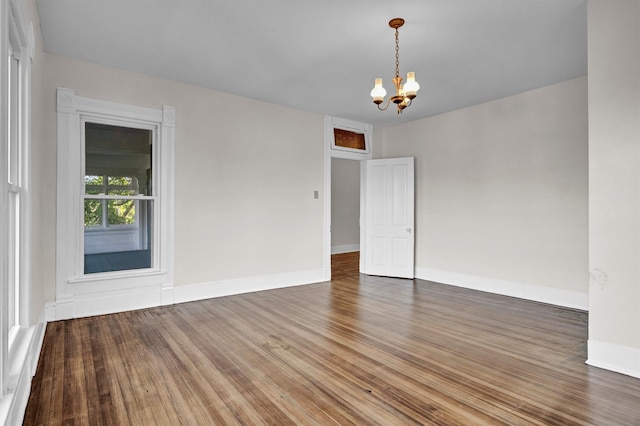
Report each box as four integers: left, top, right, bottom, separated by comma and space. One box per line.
376, 97, 393, 111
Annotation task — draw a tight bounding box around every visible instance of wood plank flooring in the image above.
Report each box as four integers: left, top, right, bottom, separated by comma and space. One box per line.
24, 252, 640, 425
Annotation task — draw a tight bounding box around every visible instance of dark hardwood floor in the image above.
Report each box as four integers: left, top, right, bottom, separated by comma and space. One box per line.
24, 252, 640, 425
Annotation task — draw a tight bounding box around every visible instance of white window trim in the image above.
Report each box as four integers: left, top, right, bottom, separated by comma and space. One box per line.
1, 0, 36, 422
55, 88, 176, 320
327, 116, 373, 160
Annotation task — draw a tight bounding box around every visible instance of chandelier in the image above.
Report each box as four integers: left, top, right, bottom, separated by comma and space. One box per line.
370, 18, 420, 114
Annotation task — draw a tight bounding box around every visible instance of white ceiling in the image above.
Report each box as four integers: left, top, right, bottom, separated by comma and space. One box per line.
35, 0, 587, 127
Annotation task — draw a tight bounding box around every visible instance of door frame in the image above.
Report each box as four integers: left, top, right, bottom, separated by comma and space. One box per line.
323, 116, 373, 281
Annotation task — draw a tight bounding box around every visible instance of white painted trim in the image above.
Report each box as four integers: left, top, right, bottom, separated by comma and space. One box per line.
359, 162, 366, 273
49, 273, 165, 320
55, 89, 176, 318
70, 287, 162, 319
331, 244, 360, 254
0, 318, 46, 426
44, 270, 326, 320
17, 14, 33, 332
416, 267, 589, 310
323, 116, 374, 282
323, 117, 332, 282
44, 302, 57, 323
326, 116, 373, 161
587, 340, 640, 379
328, 116, 373, 157
1, 0, 34, 409
174, 269, 325, 305
45, 291, 160, 321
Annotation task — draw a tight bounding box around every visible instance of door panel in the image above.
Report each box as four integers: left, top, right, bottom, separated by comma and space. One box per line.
361, 157, 415, 279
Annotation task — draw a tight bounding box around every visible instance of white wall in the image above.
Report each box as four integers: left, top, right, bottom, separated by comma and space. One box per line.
382, 77, 589, 309
587, 0, 640, 378
26, 0, 47, 325
37, 53, 325, 303
331, 158, 360, 253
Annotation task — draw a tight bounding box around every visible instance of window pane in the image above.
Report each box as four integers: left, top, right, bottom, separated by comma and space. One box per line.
108, 176, 132, 186
85, 122, 152, 195
8, 191, 20, 330
84, 122, 154, 274
8, 53, 19, 185
107, 176, 137, 196
334, 128, 366, 151
107, 199, 136, 225
84, 199, 153, 274
85, 175, 103, 186
84, 199, 103, 226
86, 187, 103, 195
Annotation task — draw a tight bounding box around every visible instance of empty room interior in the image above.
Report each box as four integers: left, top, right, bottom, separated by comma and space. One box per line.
2, 0, 640, 424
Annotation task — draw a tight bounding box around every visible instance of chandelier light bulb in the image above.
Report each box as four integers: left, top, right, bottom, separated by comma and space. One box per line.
403, 72, 420, 99
370, 78, 387, 104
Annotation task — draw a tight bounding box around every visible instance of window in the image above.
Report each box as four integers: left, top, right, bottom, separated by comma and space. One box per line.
1, 0, 32, 409
55, 88, 175, 319
7, 23, 22, 348
327, 116, 372, 158
333, 128, 367, 151
82, 122, 153, 274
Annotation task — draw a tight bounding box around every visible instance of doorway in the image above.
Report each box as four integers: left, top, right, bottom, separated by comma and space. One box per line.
331, 157, 361, 275
323, 115, 372, 281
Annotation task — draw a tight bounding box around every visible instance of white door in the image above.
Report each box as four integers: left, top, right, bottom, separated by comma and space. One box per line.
360, 157, 415, 279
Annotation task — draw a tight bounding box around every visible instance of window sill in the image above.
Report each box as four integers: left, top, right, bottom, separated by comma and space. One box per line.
68, 269, 166, 284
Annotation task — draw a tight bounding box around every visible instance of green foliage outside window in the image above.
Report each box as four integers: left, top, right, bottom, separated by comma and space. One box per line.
107, 199, 135, 225
84, 200, 103, 226
84, 175, 137, 227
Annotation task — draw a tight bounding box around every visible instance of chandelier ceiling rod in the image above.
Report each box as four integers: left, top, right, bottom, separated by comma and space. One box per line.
370, 18, 420, 114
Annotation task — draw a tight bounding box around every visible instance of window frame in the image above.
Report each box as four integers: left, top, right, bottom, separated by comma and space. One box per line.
55, 88, 176, 319
1, 0, 33, 406
328, 116, 373, 159
7, 29, 21, 349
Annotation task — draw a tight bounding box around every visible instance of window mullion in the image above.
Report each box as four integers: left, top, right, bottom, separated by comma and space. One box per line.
97, 177, 104, 228
84, 194, 156, 200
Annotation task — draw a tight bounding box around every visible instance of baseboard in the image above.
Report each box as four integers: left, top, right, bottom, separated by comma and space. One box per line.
331, 244, 359, 254
46, 269, 327, 320
0, 316, 46, 426
47, 286, 162, 320
416, 267, 589, 310
587, 339, 640, 379
174, 269, 326, 304
74, 287, 162, 318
